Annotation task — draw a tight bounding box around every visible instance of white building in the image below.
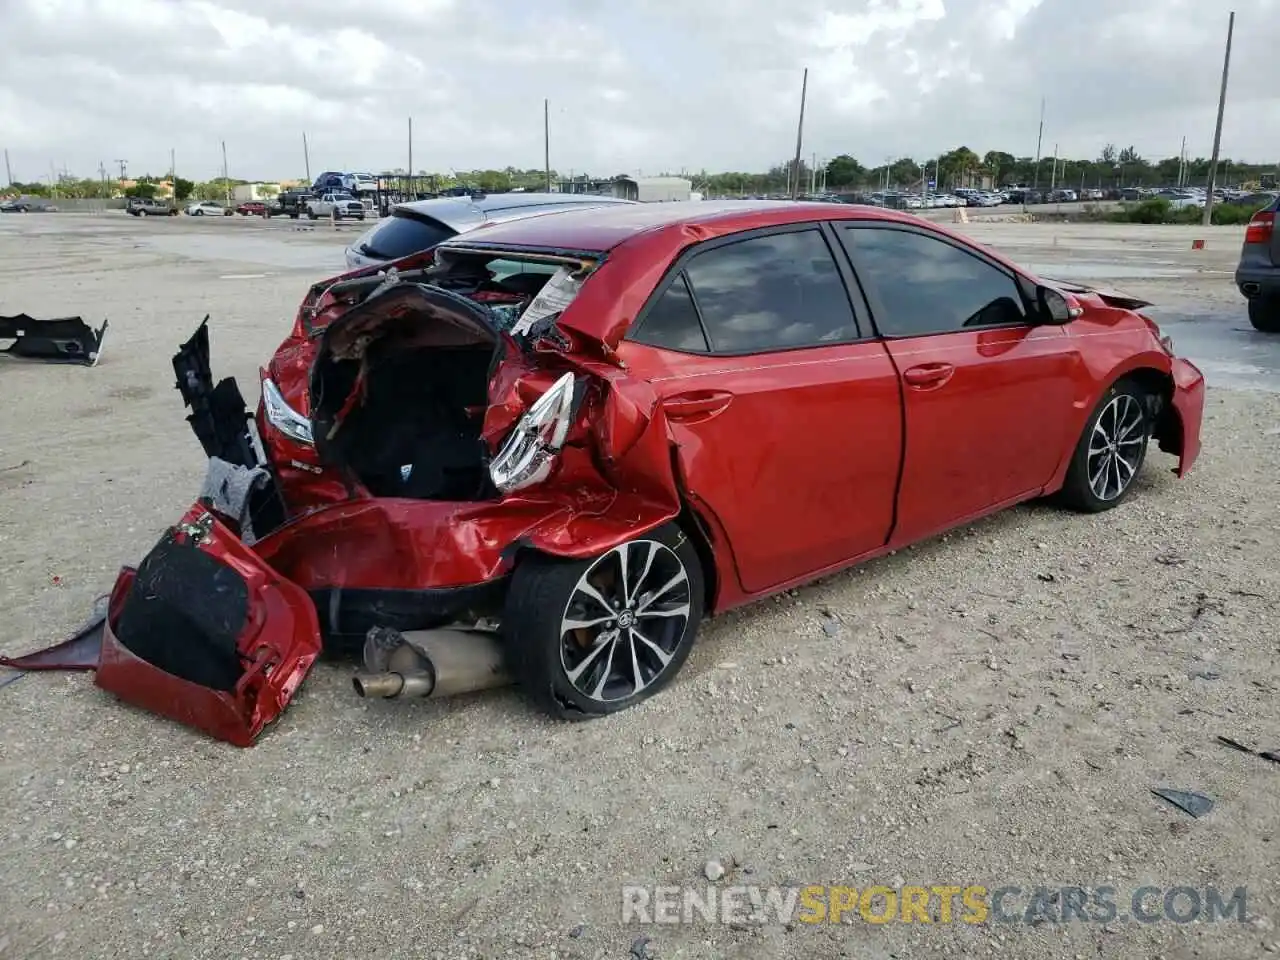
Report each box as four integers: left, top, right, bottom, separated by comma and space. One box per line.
612, 176, 693, 203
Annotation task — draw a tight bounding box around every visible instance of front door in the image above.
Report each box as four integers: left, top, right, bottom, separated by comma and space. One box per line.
836, 222, 1080, 545
619, 225, 903, 594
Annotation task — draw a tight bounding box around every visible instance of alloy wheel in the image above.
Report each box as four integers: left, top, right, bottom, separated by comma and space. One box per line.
559, 540, 692, 703
1087, 394, 1146, 501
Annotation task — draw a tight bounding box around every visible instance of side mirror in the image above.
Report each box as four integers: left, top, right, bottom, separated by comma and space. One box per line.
1037, 285, 1075, 324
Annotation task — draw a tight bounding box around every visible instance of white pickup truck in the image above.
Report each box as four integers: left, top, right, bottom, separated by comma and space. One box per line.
305, 192, 366, 221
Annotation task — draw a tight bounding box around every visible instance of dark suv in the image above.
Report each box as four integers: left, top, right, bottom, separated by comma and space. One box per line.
269, 190, 314, 219
1235, 194, 1280, 332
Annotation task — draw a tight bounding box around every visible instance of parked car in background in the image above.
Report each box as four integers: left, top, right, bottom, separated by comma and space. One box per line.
235, 201, 268, 216
311, 171, 346, 193
305, 192, 365, 221
342, 172, 378, 194
1235, 195, 1280, 332
163, 200, 1203, 732
269, 190, 314, 219
185, 201, 229, 217
127, 197, 179, 216
342, 191, 638, 269
0, 196, 58, 212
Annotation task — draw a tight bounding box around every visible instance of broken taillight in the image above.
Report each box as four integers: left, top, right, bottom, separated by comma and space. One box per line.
488, 372, 577, 493
1245, 211, 1275, 245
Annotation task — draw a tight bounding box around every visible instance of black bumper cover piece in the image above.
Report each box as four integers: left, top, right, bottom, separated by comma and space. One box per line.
173, 317, 287, 536
0, 314, 108, 365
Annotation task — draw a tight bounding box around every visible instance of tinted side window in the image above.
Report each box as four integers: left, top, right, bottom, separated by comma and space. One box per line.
841, 227, 1027, 337
357, 212, 457, 259
682, 229, 857, 353
631, 273, 709, 352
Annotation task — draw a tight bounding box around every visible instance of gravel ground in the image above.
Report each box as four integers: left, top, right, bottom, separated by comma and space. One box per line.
1, 215, 1277, 960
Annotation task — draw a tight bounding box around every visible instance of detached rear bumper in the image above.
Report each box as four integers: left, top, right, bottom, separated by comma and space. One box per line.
1165, 357, 1205, 477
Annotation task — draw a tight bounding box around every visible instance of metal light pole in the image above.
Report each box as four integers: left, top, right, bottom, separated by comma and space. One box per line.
789, 68, 808, 201
1202, 11, 1235, 226
221, 140, 230, 207
544, 99, 552, 192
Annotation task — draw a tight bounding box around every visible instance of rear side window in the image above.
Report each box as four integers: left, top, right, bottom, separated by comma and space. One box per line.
631, 274, 710, 352
357, 212, 457, 260
681, 229, 857, 353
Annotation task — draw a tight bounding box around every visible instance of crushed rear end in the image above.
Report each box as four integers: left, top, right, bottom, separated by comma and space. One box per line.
16, 250, 683, 745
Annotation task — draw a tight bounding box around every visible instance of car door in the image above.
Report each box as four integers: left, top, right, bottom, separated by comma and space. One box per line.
836, 222, 1080, 546
618, 223, 904, 595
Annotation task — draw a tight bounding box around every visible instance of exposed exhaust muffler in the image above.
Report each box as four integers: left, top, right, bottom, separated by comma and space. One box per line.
352, 625, 510, 700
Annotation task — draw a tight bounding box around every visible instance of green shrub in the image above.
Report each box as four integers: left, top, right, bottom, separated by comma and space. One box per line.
1210, 202, 1260, 225
1107, 199, 1260, 226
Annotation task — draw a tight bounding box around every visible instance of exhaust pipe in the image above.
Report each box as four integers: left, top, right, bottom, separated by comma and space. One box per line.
1242, 282, 1261, 297
352, 625, 510, 700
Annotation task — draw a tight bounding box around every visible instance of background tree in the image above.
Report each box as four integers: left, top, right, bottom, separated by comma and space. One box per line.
824, 154, 865, 188
173, 177, 195, 202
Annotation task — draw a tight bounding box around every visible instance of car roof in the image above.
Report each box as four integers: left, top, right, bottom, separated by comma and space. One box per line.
436, 199, 908, 253
392, 192, 638, 233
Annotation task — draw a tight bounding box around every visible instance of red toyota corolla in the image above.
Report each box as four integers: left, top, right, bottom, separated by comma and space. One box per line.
59, 201, 1207, 744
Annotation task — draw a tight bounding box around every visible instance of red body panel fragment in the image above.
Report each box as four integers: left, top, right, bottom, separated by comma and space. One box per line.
94, 507, 322, 747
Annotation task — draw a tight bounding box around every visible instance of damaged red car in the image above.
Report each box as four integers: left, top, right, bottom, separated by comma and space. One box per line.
28, 201, 1206, 745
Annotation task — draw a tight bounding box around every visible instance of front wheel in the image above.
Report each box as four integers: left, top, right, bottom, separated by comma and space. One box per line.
504, 523, 705, 719
1056, 379, 1151, 512
137, 209, 147, 217
1248, 296, 1280, 333
307, 211, 318, 220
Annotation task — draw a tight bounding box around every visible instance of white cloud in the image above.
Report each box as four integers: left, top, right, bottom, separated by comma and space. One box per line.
0, 0, 1274, 181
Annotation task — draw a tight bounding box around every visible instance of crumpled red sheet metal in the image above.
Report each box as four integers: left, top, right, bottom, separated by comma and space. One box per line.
4, 508, 323, 748
91, 508, 323, 747
0, 594, 111, 671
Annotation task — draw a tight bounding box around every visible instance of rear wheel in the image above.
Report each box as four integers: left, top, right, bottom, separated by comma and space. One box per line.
1248, 296, 1280, 333
504, 523, 705, 719
137, 209, 147, 217
1057, 379, 1151, 512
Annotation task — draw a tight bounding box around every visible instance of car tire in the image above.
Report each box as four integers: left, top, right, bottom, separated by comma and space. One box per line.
1056, 378, 1152, 513
503, 522, 705, 720
308, 212, 317, 220
137, 209, 147, 217
1248, 296, 1280, 333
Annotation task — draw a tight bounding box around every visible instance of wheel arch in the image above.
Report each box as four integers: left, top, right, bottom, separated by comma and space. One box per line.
1045, 361, 1176, 495
1115, 365, 1181, 457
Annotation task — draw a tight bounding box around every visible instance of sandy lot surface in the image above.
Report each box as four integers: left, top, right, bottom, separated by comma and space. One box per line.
1, 214, 1277, 960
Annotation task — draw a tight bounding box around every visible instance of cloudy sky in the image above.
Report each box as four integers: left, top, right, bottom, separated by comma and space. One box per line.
1, 0, 1276, 183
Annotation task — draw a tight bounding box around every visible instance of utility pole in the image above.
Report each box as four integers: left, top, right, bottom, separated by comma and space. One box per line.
221, 140, 230, 207
115, 159, 127, 181
407, 117, 413, 195
3, 148, 11, 186
302, 132, 311, 183
544, 99, 552, 192
790, 68, 808, 201
1050, 143, 1059, 191
1177, 136, 1187, 188
1031, 98, 1045, 200
1203, 10, 1234, 226
170, 148, 176, 206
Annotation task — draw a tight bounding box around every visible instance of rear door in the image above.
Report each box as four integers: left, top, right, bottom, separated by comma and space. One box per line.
619, 223, 903, 594
836, 222, 1080, 546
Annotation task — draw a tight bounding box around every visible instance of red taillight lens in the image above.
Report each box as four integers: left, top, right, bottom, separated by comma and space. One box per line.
1245, 211, 1275, 244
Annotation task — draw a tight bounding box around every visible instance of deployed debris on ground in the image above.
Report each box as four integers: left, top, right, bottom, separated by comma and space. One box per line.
0, 313, 108, 365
